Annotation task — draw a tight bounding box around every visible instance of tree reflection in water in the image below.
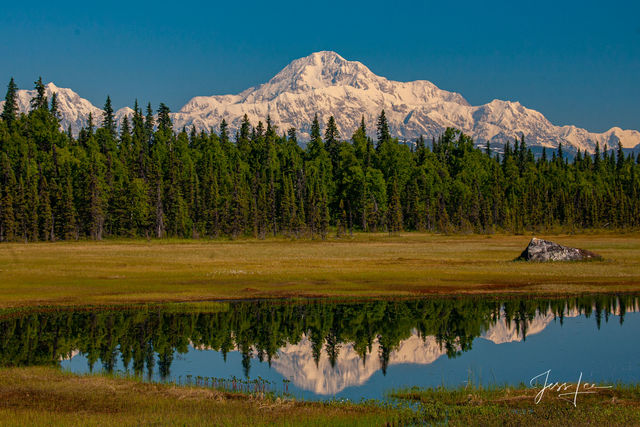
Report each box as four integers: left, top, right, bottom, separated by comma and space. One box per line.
0, 295, 636, 380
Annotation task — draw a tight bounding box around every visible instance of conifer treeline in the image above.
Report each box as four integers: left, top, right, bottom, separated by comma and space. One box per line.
1, 78, 639, 241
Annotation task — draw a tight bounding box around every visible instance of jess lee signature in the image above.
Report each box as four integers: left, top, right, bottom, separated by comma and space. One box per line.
529, 370, 612, 407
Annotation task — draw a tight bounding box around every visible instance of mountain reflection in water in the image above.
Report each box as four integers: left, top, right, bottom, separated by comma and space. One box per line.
1, 295, 638, 399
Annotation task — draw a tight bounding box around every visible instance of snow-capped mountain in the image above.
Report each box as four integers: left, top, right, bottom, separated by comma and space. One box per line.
172, 51, 640, 153
3, 52, 639, 153
0, 82, 133, 134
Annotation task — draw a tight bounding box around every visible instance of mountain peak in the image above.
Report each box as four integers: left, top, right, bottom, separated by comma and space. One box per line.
306, 50, 346, 61
243, 51, 379, 102
285, 50, 359, 71
5, 54, 639, 153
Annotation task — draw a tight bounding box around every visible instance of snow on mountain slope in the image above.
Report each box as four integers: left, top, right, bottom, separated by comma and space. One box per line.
0, 82, 133, 135
3, 52, 639, 153
171, 51, 640, 153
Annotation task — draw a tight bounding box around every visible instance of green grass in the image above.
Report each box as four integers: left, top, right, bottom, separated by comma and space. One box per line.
0, 367, 394, 426
390, 383, 640, 426
1, 232, 639, 308
1, 367, 639, 426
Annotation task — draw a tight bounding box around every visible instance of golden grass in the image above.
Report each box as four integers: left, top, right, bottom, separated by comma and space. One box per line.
0, 232, 639, 308
2, 367, 639, 426
390, 383, 640, 426
0, 367, 391, 426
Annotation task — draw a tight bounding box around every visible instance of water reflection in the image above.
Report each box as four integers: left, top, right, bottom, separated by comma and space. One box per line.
0, 295, 638, 399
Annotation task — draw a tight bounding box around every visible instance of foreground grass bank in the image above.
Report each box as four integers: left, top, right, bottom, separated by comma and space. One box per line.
1, 367, 639, 426
0, 367, 392, 426
0, 232, 639, 308
0, 233, 640, 307
390, 383, 640, 425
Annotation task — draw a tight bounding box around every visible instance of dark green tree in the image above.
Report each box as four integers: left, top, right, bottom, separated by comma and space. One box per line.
1, 78, 19, 126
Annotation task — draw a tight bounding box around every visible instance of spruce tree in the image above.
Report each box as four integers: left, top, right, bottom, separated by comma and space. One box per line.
310, 114, 321, 141
120, 115, 131, 139
30, 77, 47, 111
616, 142, 624, 171
387, 176, 403, 234
287, 127, 297, 144
50, 92, 60, 120
324, 115, 340, 171
157, 103, 172, 133
0, 153, 16, 241
376, 110, 391, 146
87, 112, 95, 135
307, 114, 324, 158
60, 166, 77, 239
88, 162, 105, 240
37, 175, 53, 241
557, 142, 564, 165
145, 103, 155, 144
1, 78, 19, 126
219, 119, 229, 145
25, 175, 39, 241
102, 96, 116, 136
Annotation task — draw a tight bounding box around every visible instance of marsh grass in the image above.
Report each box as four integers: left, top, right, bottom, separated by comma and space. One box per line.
0, 232, 639, 308
0, 367, 393, 426
2, 367, 639, 426
389, 382, 640, 426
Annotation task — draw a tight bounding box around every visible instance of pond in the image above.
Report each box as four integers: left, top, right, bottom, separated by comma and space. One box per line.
1, 295, 639, 401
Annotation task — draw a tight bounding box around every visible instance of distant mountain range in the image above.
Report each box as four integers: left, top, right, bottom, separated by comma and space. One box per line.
3, 51, 639, 154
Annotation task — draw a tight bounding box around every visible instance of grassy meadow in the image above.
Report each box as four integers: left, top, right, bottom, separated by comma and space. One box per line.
1, 367, 639, 426
0, 232, 639, 308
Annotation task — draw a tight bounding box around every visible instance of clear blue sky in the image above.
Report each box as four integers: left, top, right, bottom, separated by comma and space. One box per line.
1, 0, 638, 132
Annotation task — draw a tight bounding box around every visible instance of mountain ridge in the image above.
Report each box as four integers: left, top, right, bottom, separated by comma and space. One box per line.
2, 51, 639, 153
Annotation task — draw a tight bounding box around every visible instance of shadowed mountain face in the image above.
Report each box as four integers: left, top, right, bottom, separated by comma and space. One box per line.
3, 52, 639, 153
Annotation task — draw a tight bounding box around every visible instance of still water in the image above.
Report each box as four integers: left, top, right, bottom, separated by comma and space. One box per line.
1, 295, 639, 401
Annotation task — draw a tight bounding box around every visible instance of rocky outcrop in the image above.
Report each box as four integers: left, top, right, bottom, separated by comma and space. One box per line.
516, 237, 602, 262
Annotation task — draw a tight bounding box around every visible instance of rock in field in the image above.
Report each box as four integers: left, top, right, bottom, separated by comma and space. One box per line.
516, 237, 603, 262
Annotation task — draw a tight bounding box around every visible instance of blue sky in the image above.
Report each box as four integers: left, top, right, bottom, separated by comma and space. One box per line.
1, 0, 638, 132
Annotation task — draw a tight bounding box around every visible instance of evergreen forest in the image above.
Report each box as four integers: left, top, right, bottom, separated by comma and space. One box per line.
1, 78, 639, 242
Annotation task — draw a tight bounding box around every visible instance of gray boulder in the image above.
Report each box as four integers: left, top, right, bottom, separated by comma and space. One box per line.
516, 237, 602, 262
